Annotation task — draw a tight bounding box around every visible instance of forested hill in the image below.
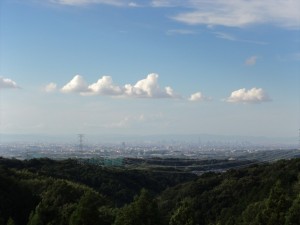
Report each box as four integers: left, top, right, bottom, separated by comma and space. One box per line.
1, 157, 300, 225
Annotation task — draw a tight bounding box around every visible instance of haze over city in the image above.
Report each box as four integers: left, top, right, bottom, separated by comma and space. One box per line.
0, 0, 299, 144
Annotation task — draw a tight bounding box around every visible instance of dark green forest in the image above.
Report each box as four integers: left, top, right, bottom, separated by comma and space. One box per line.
1, 157, 300, 225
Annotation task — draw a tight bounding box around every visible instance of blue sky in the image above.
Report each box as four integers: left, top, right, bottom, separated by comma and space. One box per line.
0, 0, 299, 141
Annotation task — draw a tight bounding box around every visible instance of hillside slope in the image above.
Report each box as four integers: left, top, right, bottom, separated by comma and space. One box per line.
0, 157, 300, 225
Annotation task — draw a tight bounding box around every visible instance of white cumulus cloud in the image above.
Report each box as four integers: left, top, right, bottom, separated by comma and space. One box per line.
123, 73, 178, 98
0, 77, 19, 89
61, 75, 88, 93
189, 92, 210, 102
44, 82, 57, 92
226, 87, 271, 103
59, 73, 179, 99
87, 76, 122, 96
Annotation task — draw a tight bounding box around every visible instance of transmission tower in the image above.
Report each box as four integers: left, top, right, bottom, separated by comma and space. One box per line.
78, 134, 84, 152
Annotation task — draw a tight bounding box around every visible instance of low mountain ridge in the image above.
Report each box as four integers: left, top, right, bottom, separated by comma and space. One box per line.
0, 157, 300, 225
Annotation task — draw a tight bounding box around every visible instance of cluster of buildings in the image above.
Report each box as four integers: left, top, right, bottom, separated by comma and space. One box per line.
0, 140, 298, 161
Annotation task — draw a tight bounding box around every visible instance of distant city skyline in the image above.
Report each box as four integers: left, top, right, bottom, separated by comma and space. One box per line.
0, 0, 299, 141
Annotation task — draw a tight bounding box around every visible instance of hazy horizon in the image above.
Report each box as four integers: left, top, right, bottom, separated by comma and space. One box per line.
0, 133, 297, 146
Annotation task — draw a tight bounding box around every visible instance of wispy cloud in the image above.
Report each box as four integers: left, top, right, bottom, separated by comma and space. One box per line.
245, 56, 258, 66
50, 0, 136, 7
166, 29, 197, 35
107, 116, 131, 128
107, 113, 165, 128
128, 2, 140, 7
48, 0, 300, 29
0, 77, 20, 89
214, 32, 236, 41
151, 0, 183, 7
214, 32, 267, 45
169, 0, 300, 29
226, 87, 271, 104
